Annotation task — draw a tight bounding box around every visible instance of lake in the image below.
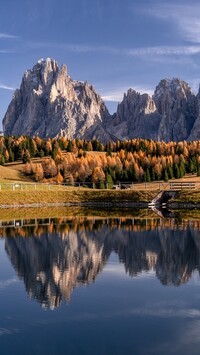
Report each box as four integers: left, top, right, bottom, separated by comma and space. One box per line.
0, 213, 200, 355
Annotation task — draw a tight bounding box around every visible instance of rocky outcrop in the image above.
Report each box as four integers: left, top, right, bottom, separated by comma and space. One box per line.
188, 86, 200, 140
107, 89, 160, 140
107, 78, 199, 141
154, 78, 198, 141
2, 58, 200, 141
3, 58, 111, 142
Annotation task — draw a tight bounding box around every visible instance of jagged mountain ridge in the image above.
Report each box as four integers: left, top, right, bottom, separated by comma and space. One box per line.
2, 58, 200, 141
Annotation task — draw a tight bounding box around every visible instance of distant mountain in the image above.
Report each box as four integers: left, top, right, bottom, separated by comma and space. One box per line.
2, 58, 200, 141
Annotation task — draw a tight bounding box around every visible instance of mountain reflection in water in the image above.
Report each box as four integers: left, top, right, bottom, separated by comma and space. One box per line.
2, 217, 200, 310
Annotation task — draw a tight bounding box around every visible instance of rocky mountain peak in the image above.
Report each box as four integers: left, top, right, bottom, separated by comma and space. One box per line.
25, 58, 60, 88
152, 78, 197, 141
125, 88, 138, 99
153, 78, 192, 106
3, 58, 111, 141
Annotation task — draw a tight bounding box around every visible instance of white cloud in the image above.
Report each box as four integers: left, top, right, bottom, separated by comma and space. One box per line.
101, 86, 154, 102
145, 4, 200, 44
0, 33, 18, 39
24, 38, 200, 59
0, 50, 13, 54
0, 83, 15, 91
102, 91, 124, 102
127, 45, 200, 56
188, 78, 200, 93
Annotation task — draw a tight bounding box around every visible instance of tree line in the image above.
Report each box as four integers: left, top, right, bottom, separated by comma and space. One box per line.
0, 136, 200, 187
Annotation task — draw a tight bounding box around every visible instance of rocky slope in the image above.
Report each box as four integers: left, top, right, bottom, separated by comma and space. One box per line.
2, 58, 200, 141
3, 58, 111, 142
107, 88, 160, 140
154, 78, 197, 141
109, 78, 198, 141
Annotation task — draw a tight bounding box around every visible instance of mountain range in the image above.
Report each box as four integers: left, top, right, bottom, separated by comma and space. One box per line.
3, 58, 200, 142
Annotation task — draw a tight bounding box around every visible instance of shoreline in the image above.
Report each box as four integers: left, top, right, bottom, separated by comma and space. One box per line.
0, 201, 200, 210
0, 188, 200, 209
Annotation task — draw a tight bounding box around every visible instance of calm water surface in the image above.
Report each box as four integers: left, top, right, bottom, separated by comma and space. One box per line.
0, 216, 200, 355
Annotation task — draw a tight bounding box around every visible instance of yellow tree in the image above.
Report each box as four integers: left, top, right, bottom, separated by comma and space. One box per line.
92, 167, 105, 183
34, 164, 44, 181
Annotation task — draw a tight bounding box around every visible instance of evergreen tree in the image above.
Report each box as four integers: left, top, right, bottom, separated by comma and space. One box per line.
29, 138, 36, 157
52, 143, 58, 160
39, 149, 45, 158
197, 165, 200, 177
22, 149, 31, 163
173, 163, 180, 179
67, 141, 73, 152
8, 148, 14, 162
188, 159, 195, 174
168, 165, 174, 179
179, 161, 186, 178
129, 165, 138, 181
98, 180, 105, 189
0, 154, 5, 165
14, 144, 23, 160
150, 166, 156, 181
163, 169, 169, 182
121, 169, 128, 181
106, 174, 113, 189
145, 168, 151, 182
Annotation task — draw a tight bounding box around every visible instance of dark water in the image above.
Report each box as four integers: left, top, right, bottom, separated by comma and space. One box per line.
1, 216, 200, 355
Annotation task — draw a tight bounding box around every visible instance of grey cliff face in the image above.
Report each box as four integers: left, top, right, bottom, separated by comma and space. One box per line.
106, 78, 199, 142
2, 58, 200, 141
107, 88, 160, 140
3, 58, 111, 142
153, 78, 198, 141
188, 86, 200, 140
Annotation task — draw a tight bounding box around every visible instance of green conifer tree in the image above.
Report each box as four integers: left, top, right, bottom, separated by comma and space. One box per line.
106, 174, 113, 189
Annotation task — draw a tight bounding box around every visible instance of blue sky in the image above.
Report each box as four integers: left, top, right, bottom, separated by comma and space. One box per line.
1, 0, 200, 128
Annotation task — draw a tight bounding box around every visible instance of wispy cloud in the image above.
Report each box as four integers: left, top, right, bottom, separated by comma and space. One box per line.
7, 34, 200, 65
101, 86, 154, 102
26, 39, 200, 58
0, 33, 18, 39
0, 49, 15, 54
24, 40, 121, 55
126, 45, 200, 57
0, 84, 16, 91
145, 4, 200, 44
188, 78, 200, 93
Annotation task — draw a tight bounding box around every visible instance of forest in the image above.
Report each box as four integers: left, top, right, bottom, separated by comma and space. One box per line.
0, 136, 200, 187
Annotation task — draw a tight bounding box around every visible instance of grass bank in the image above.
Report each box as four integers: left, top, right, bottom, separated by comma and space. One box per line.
0, 187, 200, 209
170, 190, 200, 206
0, 188, 157, 207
